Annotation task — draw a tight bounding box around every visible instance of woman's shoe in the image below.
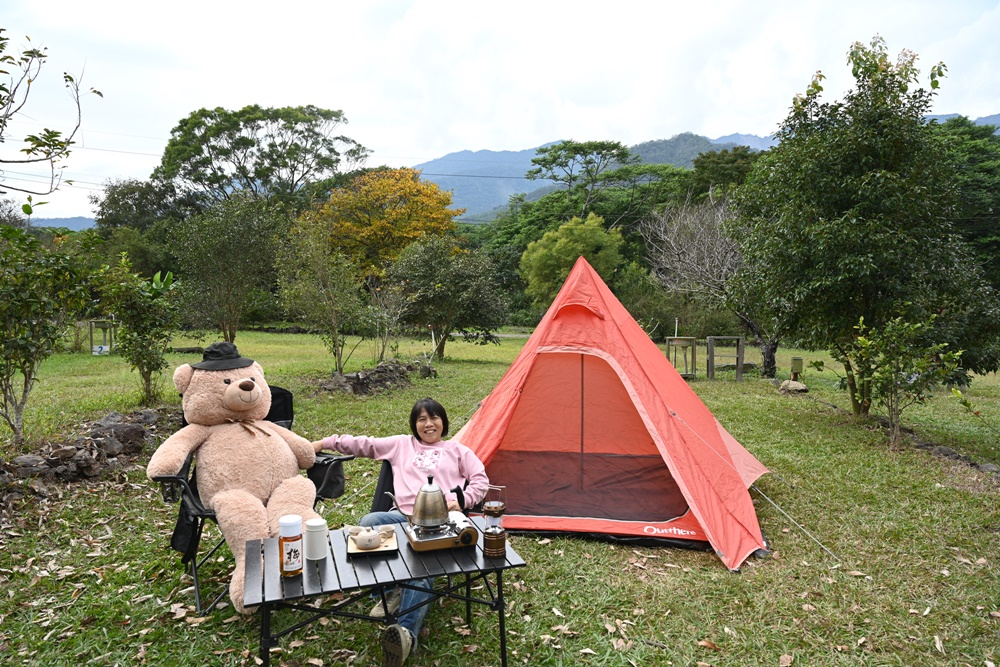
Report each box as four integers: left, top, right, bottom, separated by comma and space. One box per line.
370, 588, 402, 618
381, 623, 413, 667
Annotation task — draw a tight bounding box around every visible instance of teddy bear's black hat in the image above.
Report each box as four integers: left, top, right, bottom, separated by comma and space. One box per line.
190, 342, 255, 370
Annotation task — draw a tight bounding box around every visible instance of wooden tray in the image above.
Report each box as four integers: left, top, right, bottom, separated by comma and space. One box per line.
346, 528, 399, 556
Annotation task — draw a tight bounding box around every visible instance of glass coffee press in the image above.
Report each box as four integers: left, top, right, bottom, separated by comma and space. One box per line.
482, 485, 507, 558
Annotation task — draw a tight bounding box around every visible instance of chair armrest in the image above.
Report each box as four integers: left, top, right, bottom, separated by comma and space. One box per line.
150, 451, 206, 513
151, 473, 190, 504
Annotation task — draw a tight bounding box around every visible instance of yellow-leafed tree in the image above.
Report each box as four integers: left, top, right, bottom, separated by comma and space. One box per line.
305, 168, 464, 276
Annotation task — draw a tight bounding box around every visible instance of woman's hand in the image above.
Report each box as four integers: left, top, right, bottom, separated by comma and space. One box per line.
312, 440, 327, 453
447, 499, 462, 513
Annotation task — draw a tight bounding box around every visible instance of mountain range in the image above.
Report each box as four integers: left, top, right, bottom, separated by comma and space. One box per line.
30, 113, 1000, 229
414, 111, 1000, 219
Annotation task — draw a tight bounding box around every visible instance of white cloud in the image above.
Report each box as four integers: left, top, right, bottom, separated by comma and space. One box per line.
3, 0, 998, 217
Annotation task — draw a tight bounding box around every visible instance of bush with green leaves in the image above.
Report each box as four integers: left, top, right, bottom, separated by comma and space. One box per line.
0, 226, 90, 445
99, 258, 180, 405
813, 315, 960, 443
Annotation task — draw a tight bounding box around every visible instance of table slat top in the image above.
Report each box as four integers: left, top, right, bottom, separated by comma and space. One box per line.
245, 517, 525, 607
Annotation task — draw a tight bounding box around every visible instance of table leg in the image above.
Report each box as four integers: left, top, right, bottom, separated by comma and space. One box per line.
465, 575, 472, 625
497, 570, 507, 667
260, 602, 271, 667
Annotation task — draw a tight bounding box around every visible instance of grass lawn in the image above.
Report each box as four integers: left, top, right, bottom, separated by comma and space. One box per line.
2, 333, 998, 666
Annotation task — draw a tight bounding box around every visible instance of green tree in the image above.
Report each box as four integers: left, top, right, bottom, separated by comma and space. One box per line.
172, 194, 287, 342
99, 259, 180, 405
387, 237, 508, 359
526, 140, 638, 216
930, 116, 1000, 289
89, 178, 191, 277
277, 218, 365, 375
0, 28, 101, 197
730, 37, 999, 415
153, 105, 369, 211
90, 178, 191, 235
520, 213, 623, 308
689, 146, 760, 198
0, 227, 90, 444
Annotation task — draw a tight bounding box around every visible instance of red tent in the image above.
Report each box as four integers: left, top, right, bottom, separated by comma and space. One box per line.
456, 257, 769, 570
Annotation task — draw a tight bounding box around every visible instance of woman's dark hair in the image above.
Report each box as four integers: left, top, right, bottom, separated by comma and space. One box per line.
409, 397, 449, 440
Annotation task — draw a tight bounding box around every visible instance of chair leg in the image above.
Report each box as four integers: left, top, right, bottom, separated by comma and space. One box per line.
187, 517, 230, 615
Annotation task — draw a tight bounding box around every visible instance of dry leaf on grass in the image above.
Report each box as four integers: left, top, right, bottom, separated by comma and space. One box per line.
462, 644, 478, 653
933, 636, 944, 654
698, 639, 720, 650
697, 662, 713, 667
612, 638, 633, 651
552, 607, 564, 617
846, 571, 866, 577
779, 654, 794, 666
989, 611, 1000, 619
579, 648, 597, 655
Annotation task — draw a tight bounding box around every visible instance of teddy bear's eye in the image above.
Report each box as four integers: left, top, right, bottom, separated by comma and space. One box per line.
223, 379, 231, 385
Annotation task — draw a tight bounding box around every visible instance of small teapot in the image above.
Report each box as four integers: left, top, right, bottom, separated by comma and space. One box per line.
348, 525, 391, 550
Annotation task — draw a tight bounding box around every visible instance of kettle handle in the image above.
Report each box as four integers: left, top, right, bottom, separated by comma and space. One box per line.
450, 485, 466, 514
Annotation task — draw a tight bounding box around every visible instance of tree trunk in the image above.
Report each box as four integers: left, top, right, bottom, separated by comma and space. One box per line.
759, 337, 779, 379
737, 313, 780, 378
433, 328, 450, 360
842, 361, 871, 417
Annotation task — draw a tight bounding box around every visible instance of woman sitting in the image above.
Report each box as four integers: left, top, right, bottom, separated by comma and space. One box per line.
313, 397, 488, 667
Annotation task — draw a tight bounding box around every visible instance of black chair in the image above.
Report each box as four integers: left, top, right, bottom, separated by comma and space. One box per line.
153, 386, 353, 614
370, 459, 481, 514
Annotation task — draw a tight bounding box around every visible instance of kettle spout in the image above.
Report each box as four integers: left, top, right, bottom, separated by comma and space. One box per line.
384, 492, 412, 523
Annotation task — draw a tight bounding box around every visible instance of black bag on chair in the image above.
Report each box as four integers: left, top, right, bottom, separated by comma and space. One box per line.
170, 500, 198, 556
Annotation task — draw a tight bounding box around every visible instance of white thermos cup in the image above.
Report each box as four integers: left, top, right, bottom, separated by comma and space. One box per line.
304, 518, 329, 560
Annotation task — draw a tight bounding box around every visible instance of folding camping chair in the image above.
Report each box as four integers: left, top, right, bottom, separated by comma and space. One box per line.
152, 386, 353, 614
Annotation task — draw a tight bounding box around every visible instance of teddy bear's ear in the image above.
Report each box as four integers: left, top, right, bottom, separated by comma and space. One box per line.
173, 364, 195, 393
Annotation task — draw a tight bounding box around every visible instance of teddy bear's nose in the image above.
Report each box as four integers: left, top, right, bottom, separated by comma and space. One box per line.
239, 380, 255, 392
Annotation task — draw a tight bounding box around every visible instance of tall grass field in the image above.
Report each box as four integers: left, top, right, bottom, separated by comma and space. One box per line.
1, 332, 998, 666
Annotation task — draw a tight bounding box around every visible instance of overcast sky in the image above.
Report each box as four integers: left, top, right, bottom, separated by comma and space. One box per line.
4, 0, 999, 219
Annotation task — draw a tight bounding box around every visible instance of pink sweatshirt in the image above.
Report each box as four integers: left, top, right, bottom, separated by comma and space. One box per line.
319, 433, 489, 515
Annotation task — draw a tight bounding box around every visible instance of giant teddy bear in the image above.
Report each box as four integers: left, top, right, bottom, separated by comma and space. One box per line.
146, 342, 321, 613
